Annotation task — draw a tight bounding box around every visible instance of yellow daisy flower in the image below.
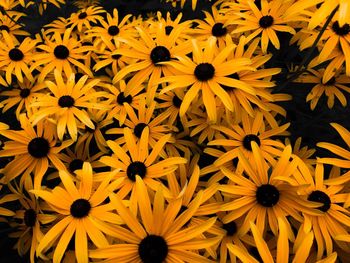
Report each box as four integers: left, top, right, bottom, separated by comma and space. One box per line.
86, 8, 136, 51
0, 76, 46, 119
106, 97, 176, 151
159, 36, 255, 123
219, 144, 321, 237
295, 68, 350, 109
30, 162, 123, 263
0, 14, 29, 43
112, 23, 192, 104
31, 29, 93, 83
0, 31, 37, 84
290, 163, 350, 259
229, 0, 296, 53
99, 127, 186, 199
103, 79, 144, 126
68, 6, 105, 33
194, 6, 236, 47
29, 70, 110, 141
89, 178, 219, 262
149, 11, 193, 43
205, 111, 289, 168
0, 115, 72, 189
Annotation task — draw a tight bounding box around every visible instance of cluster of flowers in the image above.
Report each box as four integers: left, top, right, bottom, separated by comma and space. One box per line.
0, 0, 350, 262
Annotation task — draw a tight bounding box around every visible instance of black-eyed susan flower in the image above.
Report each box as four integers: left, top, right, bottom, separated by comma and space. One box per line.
68, 6, 105, 33
86, 8, 136, 51
219, 144, 321, 237
194, 6, 236, 47
0, 31, 37, 84
205, 111, 289, 168
92, 41, 133, 75
112, 23, 192, 104
103, 79, 144, 126
228, 0, 296, 53
159, 36, 255, 122
0, 14, 29, 43
0, 115, 72, 189
290, 163, 350, 259
29, 70, 110, 141
0, 76, 45, 119
295, 69, 350, 109
89, 178, 219, 262
107, 97, 176, 150
31, 29, 93, 82
149, 11, 193, 43
30, 162, 123, 263
100, 127, 186, 199
59, 145, 104, 175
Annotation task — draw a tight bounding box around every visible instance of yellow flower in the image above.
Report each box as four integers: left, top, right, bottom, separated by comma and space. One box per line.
159, 36, 255, 122
90, 177, 219, 262
30, 70, 110, 141
0, 114, 72, 189
31, 162, 123, 263
31, 29, 93, 82
0, 31, 37, 84
229, 0, 296, 53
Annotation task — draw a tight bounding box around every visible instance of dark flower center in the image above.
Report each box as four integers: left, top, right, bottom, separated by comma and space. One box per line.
108, 25, 120, 36
134, 123, 148, 138
24, 208, 37, 227
20, 88, 30, 98
78, 12, 87, 19
165, 25, 173, 35
0, 25, 9, 32
54, 45, 70, 59
332, 21, 350, 36
243, 134, 261, 151
323, 76, 336, 86
256, 184, 280, 207
194, 63, 215, 81
58, 95, 75, 108
117, 92, 132, 105
139, 235, 168, 263
259, 15, 274, 28
126, 161, 147, 181
112, 54, 121, 60
150, 46, 171, 65
9, 48, 24, 61
69, 158, 84, 173
308, 190, 331, 212
70, 198, 91, 218
223, 221, 237, 236
28, 137, 50, 158
172, 95, 182, 108
212, 22, 227, 37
